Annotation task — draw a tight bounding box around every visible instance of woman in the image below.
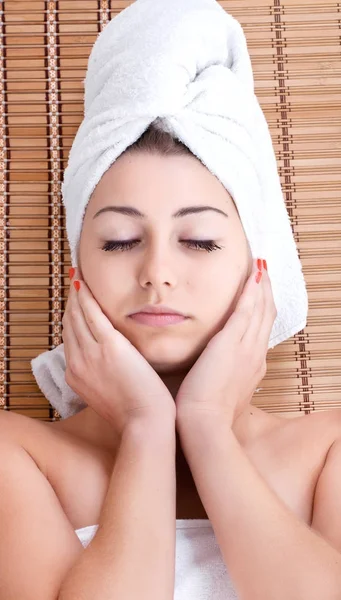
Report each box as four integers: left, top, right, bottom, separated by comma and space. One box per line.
1, 124, 341, 600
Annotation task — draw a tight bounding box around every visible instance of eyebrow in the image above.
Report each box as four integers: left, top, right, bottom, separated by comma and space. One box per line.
93, 205, 229, 220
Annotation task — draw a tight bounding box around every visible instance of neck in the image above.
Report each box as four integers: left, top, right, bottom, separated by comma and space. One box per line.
58, 370, 278, 456
66, 402, 272, 459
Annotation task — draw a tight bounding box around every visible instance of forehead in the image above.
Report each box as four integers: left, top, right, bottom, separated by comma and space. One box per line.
86, 152, 235, 217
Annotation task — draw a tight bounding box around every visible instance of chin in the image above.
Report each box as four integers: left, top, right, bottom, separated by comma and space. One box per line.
118, 324, 209, 370
140, 342, 204, 374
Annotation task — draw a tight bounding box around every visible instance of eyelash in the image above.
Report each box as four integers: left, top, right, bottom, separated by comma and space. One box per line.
101, 239, 224, 253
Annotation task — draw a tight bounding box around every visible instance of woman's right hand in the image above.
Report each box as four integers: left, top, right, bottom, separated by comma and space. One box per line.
62, 267, 176, 437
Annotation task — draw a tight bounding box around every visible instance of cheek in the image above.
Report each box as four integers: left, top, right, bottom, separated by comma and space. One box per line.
197, 267, 242, 324
84, 277, 121, 324
195, 263, 234, 299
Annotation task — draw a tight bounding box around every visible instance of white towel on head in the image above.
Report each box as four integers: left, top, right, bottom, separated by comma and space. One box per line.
31, 0, 308, 419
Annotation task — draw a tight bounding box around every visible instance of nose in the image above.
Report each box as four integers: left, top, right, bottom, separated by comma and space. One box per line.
138, 241, 177, 293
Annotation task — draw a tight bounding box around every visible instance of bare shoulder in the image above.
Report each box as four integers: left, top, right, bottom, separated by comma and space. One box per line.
0, 409, 113, 477
264, 408, 341, 455
282, 408, 341, 439
0, 410, 53, 474
0, 408, 56, 443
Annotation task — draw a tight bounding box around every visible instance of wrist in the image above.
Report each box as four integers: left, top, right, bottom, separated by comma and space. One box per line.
177, 406, 234, 433
177, 411, 237, 467
124, 412, 176, 445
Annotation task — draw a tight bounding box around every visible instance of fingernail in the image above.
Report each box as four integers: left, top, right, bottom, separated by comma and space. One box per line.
255, 271, 263, 284
74, 280, 80, 292
257, 258, 263, 271
69, 267, 75, 280
263, 259, 268, 271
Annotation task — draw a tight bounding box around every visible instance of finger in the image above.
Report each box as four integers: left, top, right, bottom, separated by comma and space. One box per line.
258, 268, 278, 350
241, 266, 265, 346
64, 264, 77, 320
62, 268, 81, 362
62, 313, 81, 369
75, 277, 117, 344
69, 278, 98, 346
223, 258, 261, 341
242, 267, 276, 354
63, 267, 81, 346
66, 266, 98, 347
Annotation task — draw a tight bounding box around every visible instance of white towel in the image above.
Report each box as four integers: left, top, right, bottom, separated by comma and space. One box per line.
74, 520, 239, 600
31, 0, 308, 419
31, 343, 85, 418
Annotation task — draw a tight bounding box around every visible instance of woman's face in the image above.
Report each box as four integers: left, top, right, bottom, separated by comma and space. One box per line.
78, 151, 253, 374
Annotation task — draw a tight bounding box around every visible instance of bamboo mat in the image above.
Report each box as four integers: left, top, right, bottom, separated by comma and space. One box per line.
0, 1, 340, 422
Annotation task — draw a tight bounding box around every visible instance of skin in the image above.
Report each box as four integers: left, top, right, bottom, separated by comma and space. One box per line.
71, 150, 278, 458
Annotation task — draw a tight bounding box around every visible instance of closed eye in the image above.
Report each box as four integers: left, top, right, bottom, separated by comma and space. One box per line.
101, 239, 224, 253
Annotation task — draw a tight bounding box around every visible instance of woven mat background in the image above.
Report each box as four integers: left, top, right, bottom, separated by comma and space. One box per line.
0, 1, 340, 422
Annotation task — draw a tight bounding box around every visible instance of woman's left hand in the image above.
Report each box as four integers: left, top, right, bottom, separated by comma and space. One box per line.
175, 258, 277, 428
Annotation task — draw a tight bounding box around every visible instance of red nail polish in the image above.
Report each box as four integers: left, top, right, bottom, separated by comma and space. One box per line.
263, 259, 268, 271
257, 258, 263, 271
74, 280, 80, 292
255, 271, 263, 284
69, 267, 75, 280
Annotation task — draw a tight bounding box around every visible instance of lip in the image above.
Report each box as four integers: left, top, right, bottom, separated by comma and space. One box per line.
129, 313, 188, 327
129, 305, 186, 317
